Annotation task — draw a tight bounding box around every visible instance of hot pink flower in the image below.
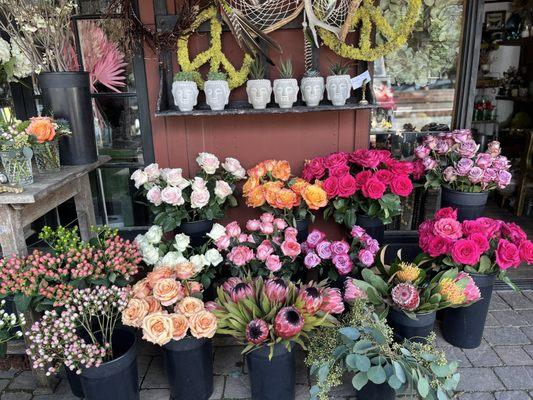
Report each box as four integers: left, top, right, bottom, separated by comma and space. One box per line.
227, 246, 254, 266
388, 160, 414, 176
264, 278, 288, 303
468, 233, 490, 253
361, 178, 386, 200
331, 240, 350, 255
519, 240, 533, 264
350, 149, 381, 168
435, 207, 458, 220
451, 239, 481, 266
320, 288, 345, 314
322, 176, 339, 198
495, 239, 521, 270
434, 218, 463, 240
390, 174, 413, 197
354, 170, 373, 190
329, 164, 350, 178
501, 222, 528, 245
358, 249, 374, 267
344, 279, 367, 303
316, 241, 332, 259
303, 157, 326, 180
427, 235, 452, 257
337, 174, 357, 198
324, 152, 349, 169
246, 319, 269, 344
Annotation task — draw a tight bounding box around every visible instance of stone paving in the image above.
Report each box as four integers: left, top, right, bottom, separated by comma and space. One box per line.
0, 290, 533, 399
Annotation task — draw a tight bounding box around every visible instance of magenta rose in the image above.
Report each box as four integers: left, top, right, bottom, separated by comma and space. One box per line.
332, 254, 353, 275
337, 174, 357, 198
435, 207, 458, 220
324, 152, 349, 170
322, 176, 340, 198
304, 252, 321, 269
451, 239, 481, 266
350, 149, 380, 168
434, 218, 463, 240
519, 240, 533, 264
331, 240, 350, 255
306, 229, 325, 249
329, 164, 350, 178
419, 231, 434, 253
374, 169, 393, 184
390, 174, 413, 197
361, 178, 386, 200
495, 239, 521, 270
387, 160, 414, 176
265, 254, 282, 272
501, 222, 527, 245
427, 235, 452, 257
412, 160, 425, 180
468, 233, 490, 253
354, 170, 373, 190
303, 157, 326, 180
358, 249, 374, 267
351, 225, 366, 239
475, 217, 501, 238
316, 241, 332, 259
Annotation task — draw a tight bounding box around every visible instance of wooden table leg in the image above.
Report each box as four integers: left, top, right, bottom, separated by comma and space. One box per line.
74, 174, 97, 241
0, 205, 27, 257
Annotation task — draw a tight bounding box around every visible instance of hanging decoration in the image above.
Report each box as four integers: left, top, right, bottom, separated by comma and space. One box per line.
317, 0, 422, 62
177, 7, 254, 89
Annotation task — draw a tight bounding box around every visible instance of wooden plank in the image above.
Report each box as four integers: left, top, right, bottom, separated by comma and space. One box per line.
74, 174, 97, 241
0, 205, 27, 257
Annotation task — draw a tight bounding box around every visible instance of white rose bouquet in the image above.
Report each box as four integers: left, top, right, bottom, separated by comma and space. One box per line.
131, 153, 246, 232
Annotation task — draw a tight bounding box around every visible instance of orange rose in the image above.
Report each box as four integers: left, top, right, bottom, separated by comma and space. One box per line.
302, 184, 328, 210
246, 185, 266, 207
247, 164, 266, 179
144, 296, 162, 313
176, 296, 204, 317
142, 312, 173, 345
170, 313, 189, 340
26, 117, 56, 143
272, 160, 291, 181
243, 177, 260, 195
132, 278, 151, 299
274, 188, 299, 209
122, 298, 149, 327
147, 266, 176, 288
262, 159, 277, 172
153, 278, 184, 306
175, 262, 196, 280
290, 178, 310, 195
263, 181, 283, 206
189, 310, 218, 339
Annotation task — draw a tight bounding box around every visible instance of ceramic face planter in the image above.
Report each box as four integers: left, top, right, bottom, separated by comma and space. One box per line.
301, 77, 324, 107
246, 80, 272, 110
273, 79, 299, 109
204, 80, 230, 111
326, 75, 351, 106
172, 81, 199, 112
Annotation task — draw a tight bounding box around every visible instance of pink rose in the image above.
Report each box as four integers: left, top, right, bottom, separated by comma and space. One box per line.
451, 239, 481, 266
496, 239, 521, 270
306, 229, 325, 248
226, 221, 242, 237
358, 249, 374, 267
443, 167, 457, 183
273, 218, 288, 230
519, 240, 533, 264
246, 219, 261, 231
350, 149, 380, 168
427, 235, 452, 257
222, 157, 246, 179
361, 178, 386, 200
329, 164, 350, 178
324, 152, 349, 169
161, 186, 184, 206
146, 186, 162, 206
322, 176, 339, 198
304, 252, 321, 269
260, 213, 275, 223
419, 232, 434, 253
228, 246, 254, 266
354, 170, 373, 190
476, 153, 493, 169
284, 227, 298, 242
281, 240, 301, 259
496, 170, 512, 189
415, 145, 430, 159
374, 169, 393, 184
302, 157, 326, 180
131, 169, 148, 188
422, 157, 437, 171
265, 254, 282, 272
260, 222, 274, 235
487, 141, 501, 158
196, 152, 220, 174
337, 174, 357, 198
501, 222, 527, 245
435, 207, 458, 220
455, 158, 474, 176
190, 188, 210, 209
238, 234, 249, 243
387, 160, 414, 176
351, 225, 366, 239
493, 156, 510, 170
363, 236, 379, 253
256, 240, 274, 261
144, 163, 161, 180
215, 180, 233, 199
332, 254, 353, 275
435, 140, 450, 155
468, 167, 484, 184
215, 235, 231, 250
316, 241, 332, 259
468, 233, 490, 253
456, 139, 479, 158
331, 240, 350, 255
434, 218, 463, 240
390, 174, 413, 197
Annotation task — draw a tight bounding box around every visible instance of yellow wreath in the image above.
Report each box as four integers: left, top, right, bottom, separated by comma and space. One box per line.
177, 7, 253, 89
318, 0, 422, 61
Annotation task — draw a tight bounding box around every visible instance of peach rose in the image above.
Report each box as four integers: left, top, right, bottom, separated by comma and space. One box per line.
247, 164, 267, 179
27, 116, 56, 143
263, 159, 277, 172
153, 278, 184, 306
290, 178, 310, 196
186, 281, 203, 296
189, 311, 218, 339
175, 262, 196, 280
243, 177, 260, 195
302, 184, 328, 210
132, 279, 151, 299
272, 160, 291, 181
122, 298, 149, 327
263, 181, 283, 205
274, 188, 298, 209
147, 266, 176, 288
175, 296, 204, 317
142, 312, 173, 346
245, 185, 266, 208
170, 313, 189, 340
144, 296, 162, 313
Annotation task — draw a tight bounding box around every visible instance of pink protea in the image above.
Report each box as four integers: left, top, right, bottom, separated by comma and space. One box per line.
344, 279, 367, 303
264, 278, 288, 303
204, 301, 221, 312
274, 306, 304, 339
231, 282, 254, 303
223, 277, 242, 294
245, 319, 269, 345
391, 283, 420, 311
298, 286, 323, 314
320, 288, 345, 314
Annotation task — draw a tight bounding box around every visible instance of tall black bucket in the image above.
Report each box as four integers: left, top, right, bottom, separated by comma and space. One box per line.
440, 187, 488, 222
356, 214, 384, 244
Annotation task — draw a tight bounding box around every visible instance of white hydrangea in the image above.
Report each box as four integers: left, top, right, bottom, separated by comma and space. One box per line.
10, 42, 32, 79
207, 223, 226, 241
0, 38, 11, 64
204, 249, 223, 266
145, 225, 163, 244
173, 233, 190, 253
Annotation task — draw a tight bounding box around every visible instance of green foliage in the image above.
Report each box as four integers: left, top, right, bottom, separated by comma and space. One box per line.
328, 61, 351, 76
174, 71, 200, 82
303, 69, 321, 78
248, 58, 265, 80
278, 59, 294, 79
207, 71, 228, 81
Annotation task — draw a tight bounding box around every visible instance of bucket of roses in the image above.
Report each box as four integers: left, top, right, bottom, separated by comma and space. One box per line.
302, 149, 415, 244
243, 159, 328, 242
131, 153, 246, 247
418, 207, 532, 348
212, 276, 342, 400
122, 268, 217, 400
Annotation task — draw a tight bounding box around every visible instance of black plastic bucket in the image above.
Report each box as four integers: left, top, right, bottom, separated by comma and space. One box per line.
356, 214, 384, 244
37, 72, 97, 166
65, 366, 84, 398
177, 220, 214, 247
356, 381, 395, 400
80, 328, 139, 400
295, 219, 309, 243
441, 273, 496, 349
164, 337, 213, 400
387, 309, 436, 343
440, 187, 488, 221
246, 344, 295, 400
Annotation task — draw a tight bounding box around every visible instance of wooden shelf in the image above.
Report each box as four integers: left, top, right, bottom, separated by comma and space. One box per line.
472, 120, 499, 124
496, 96, 533, 103
499, 37, 533, 47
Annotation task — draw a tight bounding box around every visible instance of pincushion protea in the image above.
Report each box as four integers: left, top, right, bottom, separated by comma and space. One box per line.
396, 262, 421, 283
298, 286, 323, 314
246, 319, 269, 345
264, 278, 288, 303
391, 283, 420, 311
438, 278, 466, 305
274, 306, 304, 339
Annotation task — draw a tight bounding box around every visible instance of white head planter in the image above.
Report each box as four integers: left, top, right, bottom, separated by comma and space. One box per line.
273, 79, 299, 109
172, 81, 199, 112
301, 76, 325, 107
204, 80, 230, 111
326, 75, 352, 106
246, 79, 272, 110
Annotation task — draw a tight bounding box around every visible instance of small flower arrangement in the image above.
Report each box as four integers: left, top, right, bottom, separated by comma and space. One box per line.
306, 301, 460, 400
0, 300, 25, 357
216, 213, 302, 278
419, 207, 532, 289
301, 225, 379, 280
122, 269, 217, 346
134, 224, 224, 288
243, 159, 328, 224
26, 116, 71, 173
213, 276, 342, 357
302, 149, 415, 226
131, 153, 246, 232
414, 130, 512, 192
0, 118, 33, 184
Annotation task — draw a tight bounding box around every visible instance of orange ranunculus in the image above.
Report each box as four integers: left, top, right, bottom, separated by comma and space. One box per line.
274, 188, 299, 209
262, 159, 277, 172
189, 310, 217, 339
263, 181, 283, 206
247, 164, 266, 179
243, 177, 260, 195
302, 184, 328, 210
246, 185, 266, 207
272, 160, 291, 181
170, 313, 189, 340
27, 117, 56, 143
290, 178, 310, 196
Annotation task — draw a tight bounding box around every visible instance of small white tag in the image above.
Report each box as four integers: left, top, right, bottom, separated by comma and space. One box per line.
351, 70, 372, 90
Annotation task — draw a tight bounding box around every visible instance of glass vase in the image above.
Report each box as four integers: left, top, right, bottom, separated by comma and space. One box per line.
0, 149, 34, 186
33, 139, 60, 173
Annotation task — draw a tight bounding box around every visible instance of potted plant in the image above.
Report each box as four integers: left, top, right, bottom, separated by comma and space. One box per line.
0, 299, 25, 358
306, 301, 461, 400
0, 118, 33, 186
204, 71, 230, 111
300, 68, 324, 107
418, 207, 532, 348
326, 62, 352, 106
172, 71, 200, 112
212, 276, 342, 400
302, 149, 415, 243
122, 269, 217, 400
131, 154, 246, 246
243, 159, 328, 241
273, 59, 298, 109
246, 59, 272, 110
414, 130, 511, 221
27, 117, 71, 173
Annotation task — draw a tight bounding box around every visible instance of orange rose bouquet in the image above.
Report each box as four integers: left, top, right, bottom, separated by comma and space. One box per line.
26, 116, 71, 173
243, 159, 328, 226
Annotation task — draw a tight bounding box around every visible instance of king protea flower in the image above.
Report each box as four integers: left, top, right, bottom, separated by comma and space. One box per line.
264, 278, 288, 303
274, 306, 304, 339
245, 319, 269, 345
230, 282, 254, 303
391, 283, 420, 311
298, 286, 323, 314
395, 262, 421, 283
223, 277, 242, 294
320, 288, 345, 314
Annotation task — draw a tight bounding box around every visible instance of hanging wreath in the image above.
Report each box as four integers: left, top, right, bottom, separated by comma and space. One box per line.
318, 0, 422, 61
177, 7, 253, 89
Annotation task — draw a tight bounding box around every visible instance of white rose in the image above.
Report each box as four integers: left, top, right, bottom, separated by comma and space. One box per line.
162, 168, 187, 187
214, 180, 233, 200
146, 186, 162, 206
174, 233, 191, 253
145, 225, 163, 244
205, 249, 223, 266
161, 187, 184, 206
222, 157, 246, 179
190, 188, 210, 209
134, 234, 148, 248
160, 251, 187, 266
144, 163, 161, 181
131, 169, 148, 189
196, 152, 220, 174
0, 38, 11, 64
141, 244, 159, 265
191, 177, 207, 191
207, 223, 226, 241
190, 254, 208, 273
